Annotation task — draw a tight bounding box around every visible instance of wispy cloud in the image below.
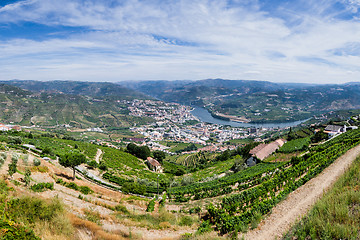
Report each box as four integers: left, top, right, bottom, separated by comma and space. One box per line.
0, 0, 359, 83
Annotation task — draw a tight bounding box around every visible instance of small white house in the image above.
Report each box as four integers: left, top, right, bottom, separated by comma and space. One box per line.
324, 125, 346, 136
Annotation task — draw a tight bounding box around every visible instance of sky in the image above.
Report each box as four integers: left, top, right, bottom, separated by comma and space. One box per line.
0, 0, 360, 83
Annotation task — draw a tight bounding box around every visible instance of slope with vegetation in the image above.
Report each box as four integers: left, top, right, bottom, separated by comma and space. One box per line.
123, 79, 360, 123
200, 128, 360, 236
0, 83, 154, 128
0, 139, 200, 239
283, 156, 360, 240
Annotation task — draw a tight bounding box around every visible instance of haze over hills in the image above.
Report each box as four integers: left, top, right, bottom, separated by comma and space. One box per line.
121, 79, 360, 122
0, 82, 154, 128
0, 80, 148, 99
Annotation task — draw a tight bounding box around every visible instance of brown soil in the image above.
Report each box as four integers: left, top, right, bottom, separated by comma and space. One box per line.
244, 144, 360, 240
0, 150, 196, 239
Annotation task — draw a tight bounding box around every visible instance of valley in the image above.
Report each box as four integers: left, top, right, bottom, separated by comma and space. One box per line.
0, 80, 360, 240
2, 1, 360, 239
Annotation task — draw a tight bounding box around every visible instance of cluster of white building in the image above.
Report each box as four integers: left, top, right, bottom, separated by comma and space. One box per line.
128, 99, 197, 123
0, 123, 21, 131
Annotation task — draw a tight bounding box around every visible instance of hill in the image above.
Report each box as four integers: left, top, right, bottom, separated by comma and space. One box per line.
0, 83, 154, 128
0, 80, 148, 99
121, 79, 360, 122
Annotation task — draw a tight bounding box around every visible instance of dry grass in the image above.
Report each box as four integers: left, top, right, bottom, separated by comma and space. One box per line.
31, 165, 49, 173
69, 214, 129, 240
33, 212, 74, 238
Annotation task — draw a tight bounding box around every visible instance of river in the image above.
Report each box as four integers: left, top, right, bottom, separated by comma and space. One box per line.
190, 107, 310, 128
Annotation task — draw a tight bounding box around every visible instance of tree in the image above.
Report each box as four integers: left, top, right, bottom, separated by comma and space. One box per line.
8, 162, 17, 178
126, 143, 150, 160
232, 155, 246, 173
126, 143, 138, 155
153, 150, 166, 163
59, 152, 86, 180
24, 168, 31, 186
137, 146, 151, 160
311, 130, 328, 143
8, 153, 18, 178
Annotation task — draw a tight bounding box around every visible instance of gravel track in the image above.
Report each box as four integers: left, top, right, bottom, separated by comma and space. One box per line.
244, 144, 360, 240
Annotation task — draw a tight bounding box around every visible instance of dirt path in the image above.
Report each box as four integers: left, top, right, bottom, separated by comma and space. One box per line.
0, 152, 11, 175
94, 148, 102, 164
244, 144, 360, 240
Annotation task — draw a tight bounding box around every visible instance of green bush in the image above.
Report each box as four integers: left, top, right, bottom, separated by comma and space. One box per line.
24, 169, 31, 187
83, 209, 101, 225
87, 160, 98, 169
181, 176, 195, 186
146, 199, 155, 213
7, 197, 63, 224
0, 219, 40, 240
99, 163, 107, 171
33, 158, 41, 167
30, 182, 54, 192
197, 220, 212, 234
65, 182, 78, 191
55, 178, 64, 184
79, 186, 93, 195
122, 182, 146, 195
115, 204, 129, 214
179, 215, 194, 226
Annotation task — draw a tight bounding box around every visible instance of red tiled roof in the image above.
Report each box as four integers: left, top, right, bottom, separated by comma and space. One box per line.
249, 139, 286, 160
147, 157, 161, 167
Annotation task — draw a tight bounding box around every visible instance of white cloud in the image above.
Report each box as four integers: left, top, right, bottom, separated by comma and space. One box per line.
0, 0, 359, 83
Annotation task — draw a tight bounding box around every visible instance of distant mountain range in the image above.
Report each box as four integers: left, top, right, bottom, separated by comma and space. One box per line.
0, 80, 148, 99
1, 79, 360, 124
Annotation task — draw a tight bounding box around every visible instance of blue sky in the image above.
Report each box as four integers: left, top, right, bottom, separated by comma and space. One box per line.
0, 0, 359, 83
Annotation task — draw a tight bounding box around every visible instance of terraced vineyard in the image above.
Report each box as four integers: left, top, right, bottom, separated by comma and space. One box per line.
168, 161, 286, 202
203, 129, 360, 234
278, 137, 310, 153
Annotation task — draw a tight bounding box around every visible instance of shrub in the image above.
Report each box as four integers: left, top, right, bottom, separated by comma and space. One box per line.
23, 154, 29, 165
197, 220, 212, 234
79, 186, 93, 195
56, 178, 64, 184
66, 182, 79, 191
159, 193, 167, 208
8, 162, 17, 177
87, 160, 98, 169
83, 209, 101, 225
146, 199, 155, 212
31, 166, 48, 173
99, 162, 107, 171
24, 168, 31, 186
33, 158, 41, 167
159, 221, 171, 229
30, 182, 54, 192
122, 182, 146, 195
0, 219, 40, 240
7, 196, 63, 224
115, 204, 129, 214
8, 136, 22, 145
179, 215, 194, 226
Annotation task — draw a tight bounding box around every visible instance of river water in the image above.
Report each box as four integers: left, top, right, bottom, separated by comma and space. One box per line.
190, 107, 310, 128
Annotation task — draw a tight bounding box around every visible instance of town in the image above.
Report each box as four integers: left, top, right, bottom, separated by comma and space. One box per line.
127, 99, 289, 152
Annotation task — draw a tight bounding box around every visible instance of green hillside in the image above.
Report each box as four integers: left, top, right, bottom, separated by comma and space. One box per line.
123, 79, 360, 123
0, 83, 154, 128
